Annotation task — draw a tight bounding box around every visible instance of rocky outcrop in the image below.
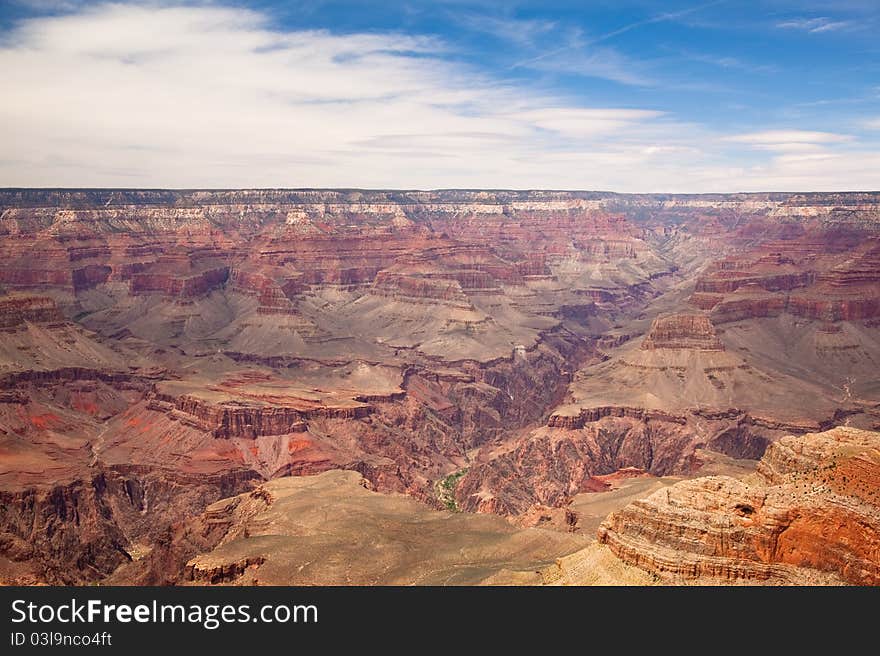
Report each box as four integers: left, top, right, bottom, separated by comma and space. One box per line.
455, 416, 700, 515
154, 391, 372, 439
598, 427, 880, 585
547, 406, 687, 429
0, 476, 131, 584
706, 294, 788, 323
230, 265, 306, 314
184, 555, 266, 584
459, 401, 841, 518
787, 295, 880, 322
370, 271, 474, 308
0, 367, 145, 390
694, 271, 813, 294
0, 295, 64, 328
130, 266, 229, 298
640, 313, 723, 351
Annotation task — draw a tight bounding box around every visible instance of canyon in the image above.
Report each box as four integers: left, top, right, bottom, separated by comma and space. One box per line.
0, 189, 878, 585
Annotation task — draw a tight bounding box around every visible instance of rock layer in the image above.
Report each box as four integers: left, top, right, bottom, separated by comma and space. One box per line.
1, 189, 879, 584
640, 313, 723, 351
598, 427, 880, 585
692, 236, 880, 323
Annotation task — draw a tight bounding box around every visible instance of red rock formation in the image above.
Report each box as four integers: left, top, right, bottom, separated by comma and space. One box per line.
598, 427, 880, 585
547, 406, 687, 429
787, 295, 880, 322
1, 189, 879, 584
640, 313, 724, 351
0, 476, 131, 583
692, 234, 880, 323
0, 295, 64, 328
455, 417, 700, 515
708, 293, 788, 323
155, 390, 373, 439
694, 271, 813, 294
230, 264, 306, 314
72, 264, 112, 290
0, 368, 145, 390
370, 271, 474, 307
129, 260, 229, 298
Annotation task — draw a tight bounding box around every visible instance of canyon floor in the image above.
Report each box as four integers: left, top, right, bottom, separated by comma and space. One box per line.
0, 189, 878, 585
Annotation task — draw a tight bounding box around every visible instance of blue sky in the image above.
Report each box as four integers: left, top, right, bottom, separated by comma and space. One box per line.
1, 0, 878, 191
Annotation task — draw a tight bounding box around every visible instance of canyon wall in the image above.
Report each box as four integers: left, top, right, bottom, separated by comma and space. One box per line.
1, 189, 879, 583
598, 427, 880, 585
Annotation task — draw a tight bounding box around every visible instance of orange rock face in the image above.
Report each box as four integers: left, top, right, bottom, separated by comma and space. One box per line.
598, 427, 880, 585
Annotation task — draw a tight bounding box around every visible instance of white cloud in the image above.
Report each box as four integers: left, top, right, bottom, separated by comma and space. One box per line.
777, 17, 853, 33
0, 3, 676, 188
719, 131, 871, 179
723, 130, 855, 154
0, 3, 878, 192
506, 108, 665, 138
10, 0, 89, 9
724, 130, 852, 145
750, 151, 880, 190
749, 142, 825, 153
864, 118, 880, 130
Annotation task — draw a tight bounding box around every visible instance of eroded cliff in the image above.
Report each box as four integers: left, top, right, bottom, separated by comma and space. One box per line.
1, 189, 879, 583
598, 427, 880, 585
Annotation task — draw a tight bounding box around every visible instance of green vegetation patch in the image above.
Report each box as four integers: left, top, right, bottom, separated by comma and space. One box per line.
435, 468, 469, 512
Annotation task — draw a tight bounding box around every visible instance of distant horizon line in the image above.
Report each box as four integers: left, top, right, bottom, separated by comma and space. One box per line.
1, 187, 879, 195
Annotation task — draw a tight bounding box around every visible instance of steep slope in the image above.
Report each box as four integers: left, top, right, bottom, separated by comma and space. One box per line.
452, 306, 871, 515
598, 427, 880, 585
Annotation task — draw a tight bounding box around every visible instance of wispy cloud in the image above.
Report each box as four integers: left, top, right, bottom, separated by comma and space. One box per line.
864, 117, 880, 130
523, 43, 655, 87
511, 0, 726, 85
582, 0, 729, 46
724, 130, 853, 144
0, 3, 683, 188
680, 51, 777, 74
11, 0, 87, 9
795, 97, 867, 108
1, 3, 877, 192
456, 13, 556, 48
777, 17, 853, 33
506, 108, 665, 138
483, 17, 653, 87
723, 130, 853, 154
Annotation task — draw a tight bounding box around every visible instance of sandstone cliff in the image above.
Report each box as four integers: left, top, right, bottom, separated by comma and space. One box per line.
640, 313, 723, 351
598, 427, 880, 585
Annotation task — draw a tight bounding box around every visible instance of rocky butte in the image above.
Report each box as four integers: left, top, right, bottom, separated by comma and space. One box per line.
0, 189, 878, 585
